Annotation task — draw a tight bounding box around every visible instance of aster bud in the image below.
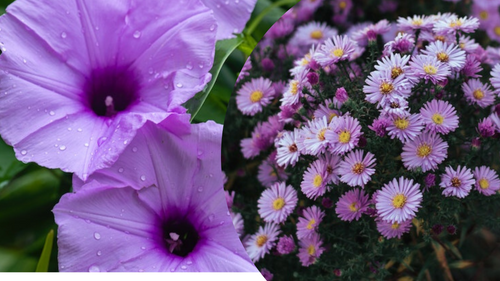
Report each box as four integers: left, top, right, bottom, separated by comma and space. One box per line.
322, 197, 333, 209
357, 135, 367, 148
306, 72, 319, 85
335, 87, 348, 103
260, 268, 274, 281
309, 59, 321, 71
471, 137, 481, 150
367, 29, 377, 42
333, 269, 342, 276
261, 58, 275, 72
446, 225, 457, 235
431, 224, 444, 235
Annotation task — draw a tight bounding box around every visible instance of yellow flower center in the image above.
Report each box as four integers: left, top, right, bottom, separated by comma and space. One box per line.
431, 113, 444, 125
436, 52, 449, 62
379, 82, 394, 95
449, 20, 462, 28
339, 1, 347, 9
392, 194, 407, 209
451, 177, 461, 187
328, 113, 338, 123
391, 67, 403, 79
473, 89, 484, 100
310, 30, 323, 40
352, 163, 365, 175
256, 235, 268, 247
391, 222, 400, 229
393, 117, 409, 130
423, 64, 437, 75
479, 178, 490, 189
435, 35, 446, 42
349, 202, 358, 212
272, 197, 285, 210
495, 26, 500, 36
289, 144, 298, 152
270, 170, 277, 177
459, 42, 465, 49
338, 130, 351, 143
417, 144, 432, 158
332, 48, 344, 57
480, 11, 488, 20
306, 219, 316, 230
318, 128, 327, 141
301, 58, 309, 66
313, 174, 323, 188
412, 19, 423, 26
250, 90, 263, 103
290, 80, 299, 95
308, 245, 316, 255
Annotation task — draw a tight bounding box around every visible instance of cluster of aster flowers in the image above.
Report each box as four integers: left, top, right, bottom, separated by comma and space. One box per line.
223, 0, 500, 279
0, 0, 260, 272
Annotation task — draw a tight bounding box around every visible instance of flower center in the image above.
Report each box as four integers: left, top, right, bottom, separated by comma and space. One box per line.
473, 89, 484, 100
480, 11, 488, 20
339, 1, 347, 9
250, 90, 263, 102
393, 117, 409, 130
417, 143, 432, 158
318, 128, 327, 141
162, 220, 199, 257
332, 48, 344, 57
256, 235, 268, 247
352, 163, 365, 174
307, 219, 316, 230
349, 202, 358, 212
449, 20, 462, 28
495, 26, 500, 36
328, 113, 338, 123
412, 19, 423, 26
338, 130, 351, 143
431, 113, 444, 125
423, 64, 437, 75
272, 197, 285, 210
479, 178, 490, 189
86, 67, 139, 117
379, 82, 394, 95
288, 143, 298, 152
326, 165, 334, 174
391, 222, 400, 229
307, 245, 316, 255
436, 52, 449, 62
310, 30, 323, 40
313, 174, 323, 188
392, 194, 407, 209
435, 35, 446, 42
451, 177, 461, 187
391, 67, 403, 79
290, 80, 299, 95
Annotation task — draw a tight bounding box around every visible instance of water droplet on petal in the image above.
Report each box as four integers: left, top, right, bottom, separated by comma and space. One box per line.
208, 214, 215, 222
59, 145, 66, 151
186, 261, 192, 265
61, 32, 67, 39
20, 150, 27, 155
84, 143, 89, 147
219, 221, 225, 225
23, 59, 27, 64
180, 266, 187, 270
186, 62, 193, 70
133, 30, 141, 39
148, 68, 154, 74
209, 25, 215, 31
49, 111, 55, 116
140, 175, 146, 181
96, 251, 102, 256
118, 167, 124, 173
176, 83, 183, 88
132, 146, 138, 152
198, 63, 204, 69
141, 246, 146, 250
197, 186, 203, 193
233, 28, 239, 33
89, 265, 100, 272
97, 137, 107, 147
94, 232, 101, 240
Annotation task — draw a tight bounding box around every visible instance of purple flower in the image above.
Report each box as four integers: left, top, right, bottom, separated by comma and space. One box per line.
440, 166, 475, 198
236, 77, 275, 116
335, 188, 370, 221
477, 117, 496, 138
409, 55, 451, 84
474, 166, 500, 196
0, 0, 217, 180
297, 233, 324, 267
314, 35, 358, 66
54, 122, 256, 272
276, 235, 296, 255
462, 79, 495, 108
419, 100, 459, 135
326, 115, 363, 155
297, 206, 325, 239
401, 131, 448, 172
338, 150, 376, 188
376, 177, 423, 223
258, 182, 298, 224
376, 218, 412, 239
260, 268, 274, 281
246, 223, 281, 263
201, 0, 257, 40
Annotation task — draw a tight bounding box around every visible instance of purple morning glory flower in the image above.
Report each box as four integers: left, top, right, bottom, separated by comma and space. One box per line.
53, 121, 257, 272
0, 0, 217, 180
201, 0, 258, 40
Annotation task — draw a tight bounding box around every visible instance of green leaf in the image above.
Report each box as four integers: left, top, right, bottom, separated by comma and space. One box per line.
184, 36, 244, 122
36, 230, 54, 272
0, 138, 25, 184
0, 248, 37, 271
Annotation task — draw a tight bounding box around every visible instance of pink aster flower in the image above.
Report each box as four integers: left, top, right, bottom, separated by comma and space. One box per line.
422, 41, 466, 71
409, 55, 451, 84
397, 15, 434, 32
335, 188, 370, 221
440, 166, 475, 198
338, 150, 376, 188
387, 112, 424, 143
433, 15, 480, 35
376, 177, 423, 223
383, 33, 415, 55
289, 22, 338, 51
369, 116, 391, 137
297, 233, 325, 267
314, 35, 358, 66
245, 223, 281, 263
376, 218, 412, 239
474, 166, 500, 196
0, 0, 217, 180
490, 63, 500, 93
301, 159, 330, 200
258, 182, 298, 224
54, 122, 257, 272
276, 129, 301, 168
313, 98, 342, 123
363, 70, 411, 105
257, 155, 288, 188
477, 116, 497, 138
236, 77, 275, 115
301, 116, 331, 155
401, 131, 448, 172
297, 206, 325, 239
326, 115, 363, 155
374, 53, 411, 81
231, 211, 245, 238
419, 100, 459, 134
460, 55, 482, 78
276, 235, 296, 255
462, 79, 495, 108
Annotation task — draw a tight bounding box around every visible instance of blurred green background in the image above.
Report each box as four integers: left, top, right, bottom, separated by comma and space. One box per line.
0, 0, 299, 272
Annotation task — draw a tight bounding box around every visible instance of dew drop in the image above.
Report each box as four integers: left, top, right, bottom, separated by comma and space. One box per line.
118, 167, 124, 173
209, 25, 215, 31
67, 127, 72, 131
133, 30, 141, 39
170, 268, 175, 272
219, 221, 225, 225
197, 150, 203, 156
140, 175, 146, 181
233, 28, 238, 33
77, 128, 83, 132
59, 145, 66, 151
186, 261, 192, 265
186, 62, 193, 70
49, 111, 55, 116
94, 232, 101, 240
208, 214, 215, 222
141, 246, 146, 250
198, 63, 204, 69
97, 137, 107, 147
84, 143, 89, 147
132, 146, 138, 152
88, 265, 100, 272
20, 150, 27, 155
216, 4, 221, 8
180, 266, 187, 270
96, 251, 102, 256
176, 83, 183, 88
226, 211, 231, 216
148, 67, 154, 74
61, 32, 67, 39
23, 59, 27, 64
197, 186, 203, 193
